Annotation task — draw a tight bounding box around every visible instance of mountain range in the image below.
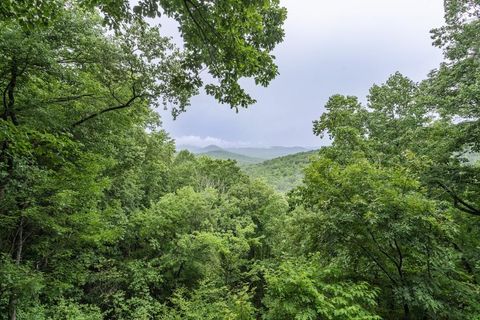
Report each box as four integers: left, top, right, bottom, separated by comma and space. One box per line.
177, 144, 313, 164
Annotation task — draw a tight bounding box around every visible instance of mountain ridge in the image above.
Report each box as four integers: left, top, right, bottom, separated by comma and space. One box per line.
177, 144, 314, 161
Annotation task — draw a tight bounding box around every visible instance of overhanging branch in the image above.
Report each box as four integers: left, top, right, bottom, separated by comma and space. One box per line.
72, 94, 142, 127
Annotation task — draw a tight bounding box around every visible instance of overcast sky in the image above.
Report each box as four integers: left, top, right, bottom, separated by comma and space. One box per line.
157, 0, 445, 148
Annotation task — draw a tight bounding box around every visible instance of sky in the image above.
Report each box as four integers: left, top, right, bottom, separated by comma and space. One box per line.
156, 0, 446, 148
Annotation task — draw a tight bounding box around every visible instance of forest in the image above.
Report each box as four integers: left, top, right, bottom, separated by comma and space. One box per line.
0, 0, 479, 319
243, 151, 316, 192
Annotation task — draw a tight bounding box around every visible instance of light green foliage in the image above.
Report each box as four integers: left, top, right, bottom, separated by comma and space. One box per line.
262, 256, 380, 320
0, 256, 44, 317
0, 0, 62, 26
42, 300, 103, 320
165, 282, 255, 320
73, 162, 287, 319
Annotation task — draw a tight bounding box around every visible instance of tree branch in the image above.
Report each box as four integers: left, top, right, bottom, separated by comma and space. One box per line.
46, 94, 95, 104
358, 244, 398, 286
392, 239, 404, 280
437, 181, 480, 216
72, 93, 142, 127
367, 228, 401, 272
182, 0, 220, 73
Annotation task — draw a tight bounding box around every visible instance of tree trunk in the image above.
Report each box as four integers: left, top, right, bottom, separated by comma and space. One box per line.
0, 59, 18, 201
8, 296, 17, 320
9, 218, 23, 320
403, 303, 410, 320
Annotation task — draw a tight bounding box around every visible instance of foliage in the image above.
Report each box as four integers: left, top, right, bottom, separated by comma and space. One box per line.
262, 256, 380, 320
1, 0, 480, 319
198, 150, 264, 165
165, 282, 255, 320
288, 8, 480, 314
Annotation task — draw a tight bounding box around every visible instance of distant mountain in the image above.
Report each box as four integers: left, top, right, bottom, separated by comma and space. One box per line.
177, 144, 313, 161
202, 145, 224, 152
243, 150, 319, 192
199, 150, 264, 165
224, 146, 311, 160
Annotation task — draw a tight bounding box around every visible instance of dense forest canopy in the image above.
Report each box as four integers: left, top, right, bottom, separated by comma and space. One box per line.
0, 0, 479, 319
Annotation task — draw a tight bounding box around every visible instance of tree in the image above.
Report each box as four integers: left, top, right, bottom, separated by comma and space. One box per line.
425, 0, 480, 217
293, 70, 480, 318
1, 0, 287, 114
296, 153, 477, 318
0, 7, 197, 318
0, 9, 286, 316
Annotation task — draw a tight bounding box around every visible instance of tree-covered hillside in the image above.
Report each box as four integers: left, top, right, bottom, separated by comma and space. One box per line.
243, 150, 318, 192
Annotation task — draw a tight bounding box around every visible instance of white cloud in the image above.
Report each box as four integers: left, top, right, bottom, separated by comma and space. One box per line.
174, 135, 257, 148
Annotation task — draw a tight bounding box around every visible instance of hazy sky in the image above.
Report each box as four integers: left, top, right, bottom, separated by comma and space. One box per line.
157, 0, 445, 148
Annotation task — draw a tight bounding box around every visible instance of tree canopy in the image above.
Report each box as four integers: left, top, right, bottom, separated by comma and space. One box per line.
1, 0, 480, 319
